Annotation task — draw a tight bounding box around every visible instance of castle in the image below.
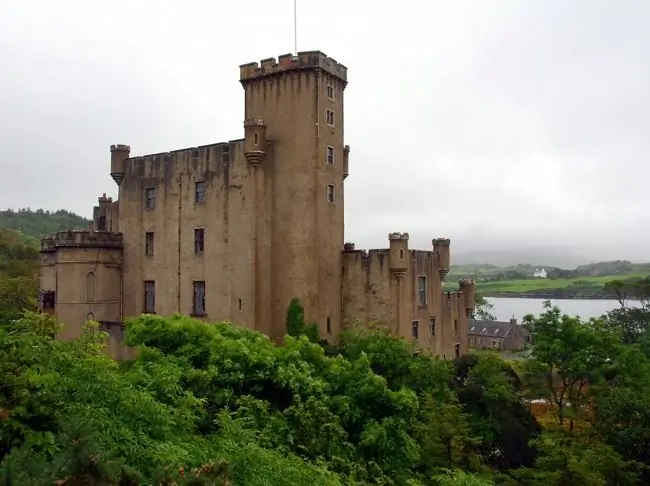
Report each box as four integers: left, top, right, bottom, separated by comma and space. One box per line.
39, 50, 476, 359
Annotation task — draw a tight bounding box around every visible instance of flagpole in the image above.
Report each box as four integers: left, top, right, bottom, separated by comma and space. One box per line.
293, 0, 298, 55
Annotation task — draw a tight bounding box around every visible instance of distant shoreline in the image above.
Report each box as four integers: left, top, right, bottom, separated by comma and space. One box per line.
482, 292, 622, 301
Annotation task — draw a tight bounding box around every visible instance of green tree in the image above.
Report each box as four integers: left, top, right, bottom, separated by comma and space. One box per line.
522, 302, 617, 431
471, 294, 496, 321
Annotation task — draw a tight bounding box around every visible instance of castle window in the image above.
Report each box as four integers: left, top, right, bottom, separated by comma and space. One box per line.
143, 280, 155, 313
326, 109, 335, 127
194, 228, 205, 253
145, 232, 154, 256
326, 146, 334, 165
455, 343, 461, 358
192, 281, 206, 316
144, 187, 156, 210
326, 84, 334, 100
418, 276, 427, 305
195, 181, 206, 203
411, 320, 419, 339
327, 316, 332, 334
400, 249, 404, 258
326, 184, 335, 204
429, 317, 436, 336
86, 272, 95, 302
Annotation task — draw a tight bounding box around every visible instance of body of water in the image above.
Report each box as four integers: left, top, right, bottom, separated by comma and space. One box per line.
487, 297, 634, 322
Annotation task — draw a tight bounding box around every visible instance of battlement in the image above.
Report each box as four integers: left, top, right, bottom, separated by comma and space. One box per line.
240, 51, 347, 84
110, 144, 130, 152
433, 238, 450, 247
388, 232, 409, 241
41, 230, 123, 252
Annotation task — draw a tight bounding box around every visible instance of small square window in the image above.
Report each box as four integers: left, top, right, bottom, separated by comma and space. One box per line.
144, 187, 156, 210
195, 181, 206, 203
145, 232, 154, 256
326, 109, 335, 127
326, 146, 334, 165
194, 228, 205, 253
412, 320, 419, 339
326, 84, 334, 100
455, 343, 461, 358
326, 184, 335, 204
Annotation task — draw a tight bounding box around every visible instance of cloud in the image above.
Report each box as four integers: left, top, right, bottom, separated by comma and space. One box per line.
0, 0, 647, 263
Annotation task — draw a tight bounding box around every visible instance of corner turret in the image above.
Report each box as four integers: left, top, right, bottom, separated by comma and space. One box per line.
244, 119, 267, 167
433, 238, 451, 280
458, 279, 476, 315
388, 232, 409, 279
343, 145, 350, 180
110, 144, 130, 186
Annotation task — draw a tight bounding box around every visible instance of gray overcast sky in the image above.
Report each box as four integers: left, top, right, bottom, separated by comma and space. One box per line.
0, 0, 648, 264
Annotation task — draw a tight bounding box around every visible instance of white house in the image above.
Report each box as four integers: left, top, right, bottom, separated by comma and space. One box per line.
533, 268, 548, 278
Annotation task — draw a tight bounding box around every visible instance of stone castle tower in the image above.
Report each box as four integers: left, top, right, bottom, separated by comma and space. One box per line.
39, 50, 475, 359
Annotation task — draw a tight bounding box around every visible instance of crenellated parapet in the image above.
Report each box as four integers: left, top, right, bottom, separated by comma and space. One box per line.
240, 51, 348, 86
433, 238, 451, 280
41, 230, 123, 252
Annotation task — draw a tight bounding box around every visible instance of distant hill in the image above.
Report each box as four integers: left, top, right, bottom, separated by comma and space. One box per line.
0, 209, 90, 242
452, 245, 624, 268
449, 260, 650, 282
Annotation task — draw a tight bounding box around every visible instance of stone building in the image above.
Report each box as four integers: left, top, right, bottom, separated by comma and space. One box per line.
39, 50, 475, 359
468, 318, 530, 352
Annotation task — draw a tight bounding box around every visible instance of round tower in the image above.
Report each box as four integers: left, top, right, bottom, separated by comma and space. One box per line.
110, 144, 130, 186
243, 119, 267, 167
433, 238, 451, 280
388, 232, 409, 279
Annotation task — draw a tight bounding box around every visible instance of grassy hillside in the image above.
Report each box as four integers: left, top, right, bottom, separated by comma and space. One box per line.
0, 208, 90, 241
447, 261, 650, 298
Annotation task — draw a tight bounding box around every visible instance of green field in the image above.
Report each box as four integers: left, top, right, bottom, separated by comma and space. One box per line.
444, 272, 649, 295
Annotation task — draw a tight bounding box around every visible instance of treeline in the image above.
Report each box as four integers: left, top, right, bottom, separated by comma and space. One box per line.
0, 208, 90, 240
2, 287, 650, 484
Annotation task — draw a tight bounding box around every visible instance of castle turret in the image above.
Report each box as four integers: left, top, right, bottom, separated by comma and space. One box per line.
458, 279, 476, 315
343, 145, 350, 180
433, 238, 451, 280
110, 144, 130, 186
244, 119, 268, 167
388, 232, 409, 279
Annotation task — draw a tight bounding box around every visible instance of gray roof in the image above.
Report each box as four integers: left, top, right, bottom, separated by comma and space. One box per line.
468, 319, 516, 338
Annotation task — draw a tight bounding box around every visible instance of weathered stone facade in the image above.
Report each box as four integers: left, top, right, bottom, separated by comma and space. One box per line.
39, 50, 475, 359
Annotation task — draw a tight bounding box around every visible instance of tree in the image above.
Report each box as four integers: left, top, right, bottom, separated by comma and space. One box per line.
471, 294, 496, 321
522, 302, 616, 431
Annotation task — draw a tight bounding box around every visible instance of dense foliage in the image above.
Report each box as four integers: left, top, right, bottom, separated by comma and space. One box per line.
0, 229, 39, 323
1, 289, 650, 484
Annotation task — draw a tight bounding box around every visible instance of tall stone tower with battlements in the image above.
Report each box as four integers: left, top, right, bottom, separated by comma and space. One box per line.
39, 50, 474, 359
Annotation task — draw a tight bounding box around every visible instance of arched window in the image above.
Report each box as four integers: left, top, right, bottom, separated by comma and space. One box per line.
86, 272, 96, 302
